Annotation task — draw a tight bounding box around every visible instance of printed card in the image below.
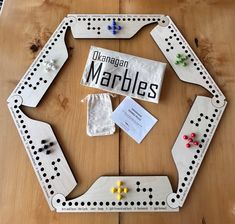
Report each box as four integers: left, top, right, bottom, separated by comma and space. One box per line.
111, 97, 157, 143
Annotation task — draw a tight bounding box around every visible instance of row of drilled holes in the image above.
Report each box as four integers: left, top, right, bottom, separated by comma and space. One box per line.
57, 200, 166, 207
14, 100, 61, 195
165, 25, 220, 103
17, 20, 72, 95
171, 109, 219, 204
190, 110, 218, 127
78, 17, 160, 22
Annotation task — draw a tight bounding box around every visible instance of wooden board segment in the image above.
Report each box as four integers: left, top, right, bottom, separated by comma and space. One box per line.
52, 176, 178, 212
69, 14, 164, 39
7, 17, 70, 108
150, 16, 226, 108
167, 96, 227, 208
7, 95, 77, 210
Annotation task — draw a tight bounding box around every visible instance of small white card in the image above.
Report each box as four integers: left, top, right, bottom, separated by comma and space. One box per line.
111, 97, 157, 143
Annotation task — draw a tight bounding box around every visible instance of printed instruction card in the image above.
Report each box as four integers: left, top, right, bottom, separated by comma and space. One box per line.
111, 97, 157, 143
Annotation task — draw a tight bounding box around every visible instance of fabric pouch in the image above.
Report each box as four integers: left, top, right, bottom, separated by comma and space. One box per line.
81, 93, 116, 136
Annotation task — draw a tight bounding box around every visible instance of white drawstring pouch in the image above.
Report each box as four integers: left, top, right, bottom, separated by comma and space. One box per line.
81, 93, 116, 136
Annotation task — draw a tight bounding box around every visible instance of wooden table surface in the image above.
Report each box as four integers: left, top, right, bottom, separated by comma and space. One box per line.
0, 0, 235, 223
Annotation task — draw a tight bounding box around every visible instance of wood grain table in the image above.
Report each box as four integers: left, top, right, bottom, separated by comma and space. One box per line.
0, 0, 235, 223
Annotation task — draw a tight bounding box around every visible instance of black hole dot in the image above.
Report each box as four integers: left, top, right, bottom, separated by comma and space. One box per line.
56, 199, 60, 203
189, 166, 193, 170
155, 201, 159, 206
68, 202, 72, 206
